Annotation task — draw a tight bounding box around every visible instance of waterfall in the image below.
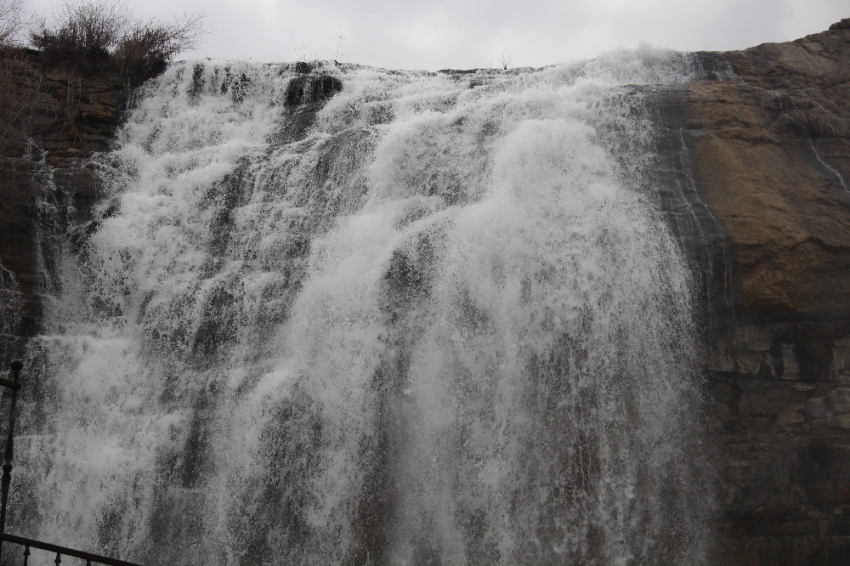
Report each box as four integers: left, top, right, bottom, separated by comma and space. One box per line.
12, 49, 712, 565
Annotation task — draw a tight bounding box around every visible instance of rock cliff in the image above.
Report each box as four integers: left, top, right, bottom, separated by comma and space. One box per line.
2, 19, 850, 565
0, 48, 127, 362
674, 17, 850, 566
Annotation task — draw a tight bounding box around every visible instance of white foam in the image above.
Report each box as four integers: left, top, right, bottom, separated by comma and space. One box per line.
17, 51, 710, 565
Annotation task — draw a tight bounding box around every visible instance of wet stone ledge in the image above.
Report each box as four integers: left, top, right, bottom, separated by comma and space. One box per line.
0, 49, 129, 364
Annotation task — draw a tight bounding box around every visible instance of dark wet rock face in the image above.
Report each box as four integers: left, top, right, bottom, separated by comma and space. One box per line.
0, 49, 128, 363
650, 21, 850, 566
284, 75, 343, 107
275, 74, 343, 144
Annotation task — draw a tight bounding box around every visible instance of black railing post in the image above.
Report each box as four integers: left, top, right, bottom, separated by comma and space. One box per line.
0, 359, 22, 563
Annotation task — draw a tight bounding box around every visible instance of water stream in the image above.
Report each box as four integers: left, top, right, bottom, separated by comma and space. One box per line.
11, 49, 712, 565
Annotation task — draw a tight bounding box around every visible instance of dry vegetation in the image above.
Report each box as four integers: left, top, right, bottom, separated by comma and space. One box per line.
0, 52, 32, 154
0, 0, 24, 45
0, 1, 205, 155
0, 1, 33, 156
29, 0, 205, 74
113, 13, 205, 76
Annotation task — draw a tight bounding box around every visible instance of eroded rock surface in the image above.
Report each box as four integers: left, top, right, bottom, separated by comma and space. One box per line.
0, 49, 127, 363
680, 20, 850, 566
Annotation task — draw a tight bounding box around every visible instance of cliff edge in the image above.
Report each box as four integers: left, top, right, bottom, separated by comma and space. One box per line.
0, 48, 127, 361
683, 17, 850, 566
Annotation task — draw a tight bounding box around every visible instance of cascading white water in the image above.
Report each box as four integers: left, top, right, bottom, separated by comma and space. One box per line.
13, 49, 712, 565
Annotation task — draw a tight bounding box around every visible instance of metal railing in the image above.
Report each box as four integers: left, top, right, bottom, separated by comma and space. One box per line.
0, 533, 141, 566
0, 361, 143, 566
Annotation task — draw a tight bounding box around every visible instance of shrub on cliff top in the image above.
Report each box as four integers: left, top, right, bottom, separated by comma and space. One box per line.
114, 14, 204, 77
29, 1, 204, 77
30, 1, 125, 61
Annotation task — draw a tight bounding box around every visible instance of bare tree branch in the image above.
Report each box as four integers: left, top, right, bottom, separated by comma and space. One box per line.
0, 0, 24, 45
28, 1, 206, 73
115, 12, 206, 74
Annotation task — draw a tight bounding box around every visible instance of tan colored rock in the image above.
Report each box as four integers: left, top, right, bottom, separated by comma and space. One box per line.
825, 414, 850, 430
828, 388, 850, 415
804, 396, 831, 420
834, 339, 850, 371
689, 32, 850, 320
777, 409, 806, 427
687, 22, 850, 565
781, 344, 799, 379
79, 103, 117, 124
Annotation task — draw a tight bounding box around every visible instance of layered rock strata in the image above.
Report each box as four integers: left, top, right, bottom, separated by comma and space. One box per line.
676, 18, 850, 566
0, 49, 127, 363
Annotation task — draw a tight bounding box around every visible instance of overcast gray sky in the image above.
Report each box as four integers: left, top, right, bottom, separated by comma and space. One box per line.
24, 0, 850, 70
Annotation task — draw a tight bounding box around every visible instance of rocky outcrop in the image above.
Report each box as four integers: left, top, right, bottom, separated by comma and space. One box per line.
2, 21, 850, 565
665, 19, 850, 566
0, 48, 128, 364
276, 71, 344, 143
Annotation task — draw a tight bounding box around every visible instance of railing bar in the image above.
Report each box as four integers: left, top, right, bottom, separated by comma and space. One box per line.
0, 534, 143, 566
54, 552, 60, 565
0, 378, 21, 391
23, 545, 29, 566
